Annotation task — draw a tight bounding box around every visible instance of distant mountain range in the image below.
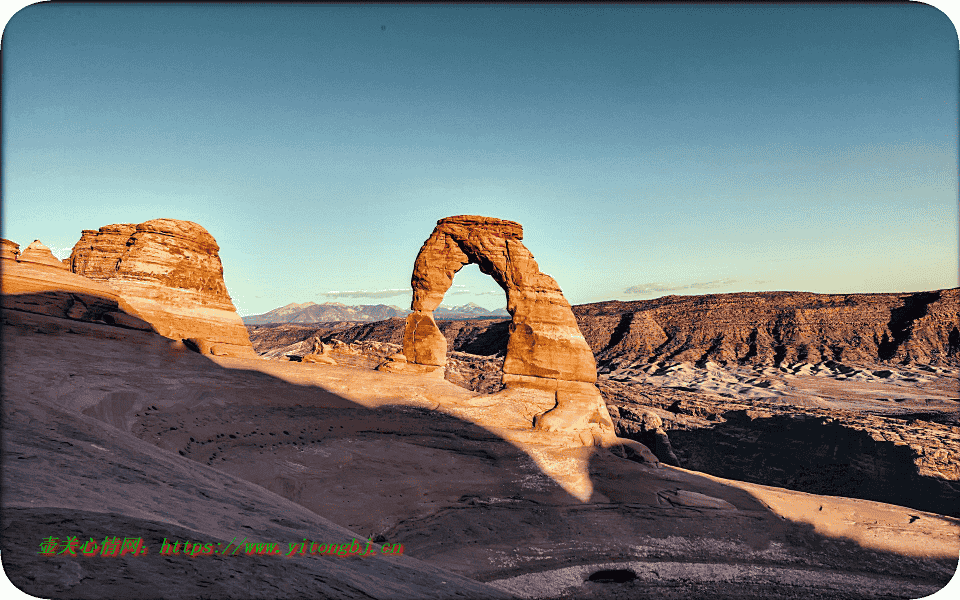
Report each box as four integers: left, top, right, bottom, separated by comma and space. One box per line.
241, 302, 509, 324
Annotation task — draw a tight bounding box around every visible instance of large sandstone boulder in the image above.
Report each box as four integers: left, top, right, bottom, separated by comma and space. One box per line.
403, 215, 613, 435
68, 219, 255, 357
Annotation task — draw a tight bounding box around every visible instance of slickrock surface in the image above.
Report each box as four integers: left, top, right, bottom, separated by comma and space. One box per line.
68, 219, 255, 357
1, 317, 510, 599
3, 303, 957, 599
1, 255, 153, 332
402, 216, 613, 436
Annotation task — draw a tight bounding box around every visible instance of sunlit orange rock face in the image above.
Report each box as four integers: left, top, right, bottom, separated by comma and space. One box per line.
18, 240, 70, 270
403, 215, 614, 434
69, 224, 137, 279
68, 219, 255, 357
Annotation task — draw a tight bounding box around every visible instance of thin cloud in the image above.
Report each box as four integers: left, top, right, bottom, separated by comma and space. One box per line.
624, 278, 739, 295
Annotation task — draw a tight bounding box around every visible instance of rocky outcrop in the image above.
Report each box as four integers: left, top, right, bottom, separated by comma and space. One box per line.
302, 338, 337, 365
68, 219, 254, 357
575, 289, 960, 368
1, 238, 20, 261
402, 216, 614, 435
18, 240, 69, 270
1, 250, 153, 332
69, 224, 137, 279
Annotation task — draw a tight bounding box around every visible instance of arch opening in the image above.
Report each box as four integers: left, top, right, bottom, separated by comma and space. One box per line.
394, 215, 619, 437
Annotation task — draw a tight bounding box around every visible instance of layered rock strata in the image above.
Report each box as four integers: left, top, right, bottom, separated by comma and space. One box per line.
600, 378, 960, 517
1, 238, 20, 261
402, 216, 614, 435
68, 224, 137, 279
18, 240, 69, 270
68, 219, 254, 357
1, 240, 152, 332
575, 289, 960, 368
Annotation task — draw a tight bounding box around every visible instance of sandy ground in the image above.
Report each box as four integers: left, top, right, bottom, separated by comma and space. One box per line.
601, 359, 959, 415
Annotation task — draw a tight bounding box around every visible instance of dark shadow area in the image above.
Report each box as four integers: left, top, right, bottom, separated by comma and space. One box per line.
1, 291, 158, 334
588, 569, 637, 583
437, 318, 510, 356
878, 290, 942, 361
668, 410, 960, 517
603, 313, 635, 353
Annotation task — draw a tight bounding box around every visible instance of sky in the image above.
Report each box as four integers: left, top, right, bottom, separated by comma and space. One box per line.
2, 3, 958, 317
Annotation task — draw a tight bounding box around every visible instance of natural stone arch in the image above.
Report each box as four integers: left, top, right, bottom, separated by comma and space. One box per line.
401, 215, 616, 435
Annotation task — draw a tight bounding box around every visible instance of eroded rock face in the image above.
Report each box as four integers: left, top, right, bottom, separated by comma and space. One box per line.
576, 289, 960, 368
18, 240, 69, 270
68, 219, 254, 357
1, 238, 20, 261
403, 215, 612, 435
69, 224, 137, 280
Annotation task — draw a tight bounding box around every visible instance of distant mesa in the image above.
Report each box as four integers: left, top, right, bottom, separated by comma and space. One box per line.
396, 215, 616, 437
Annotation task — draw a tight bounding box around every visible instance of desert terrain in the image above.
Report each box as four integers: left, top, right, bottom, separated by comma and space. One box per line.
2, 217, 958, 599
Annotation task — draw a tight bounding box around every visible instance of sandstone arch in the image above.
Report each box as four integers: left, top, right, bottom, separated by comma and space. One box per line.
402, 215, 615, 435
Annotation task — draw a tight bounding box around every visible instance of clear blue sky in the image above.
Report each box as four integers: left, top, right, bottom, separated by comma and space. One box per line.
3, 3, 957, 316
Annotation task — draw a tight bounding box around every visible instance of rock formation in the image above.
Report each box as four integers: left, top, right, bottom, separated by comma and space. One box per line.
68, 219, 254, 357
265, 289, 960, 370
575, 289, 960, 368
1, 238, 20, 261
302, 338, 337, 364
18, 240, 69, 270
1, 239, 152, 332
402, 216, 614, 435
68, 224, 137, 279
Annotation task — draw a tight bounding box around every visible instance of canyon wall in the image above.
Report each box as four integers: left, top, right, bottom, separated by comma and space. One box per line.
575, 290, 959, 368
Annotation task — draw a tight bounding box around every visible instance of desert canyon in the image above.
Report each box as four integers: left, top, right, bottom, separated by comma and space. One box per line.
2, 215, 958, 599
